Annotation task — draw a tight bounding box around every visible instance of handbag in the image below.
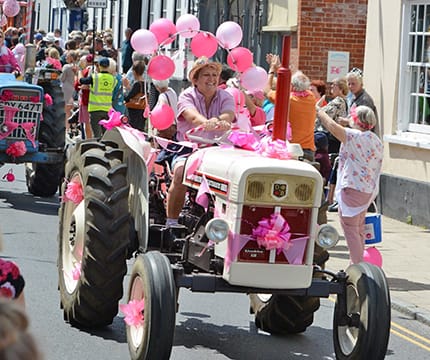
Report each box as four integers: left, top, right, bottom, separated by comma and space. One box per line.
126, 82, 146, 110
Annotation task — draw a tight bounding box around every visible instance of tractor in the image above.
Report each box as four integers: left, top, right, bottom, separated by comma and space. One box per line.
57, 36, 391, 360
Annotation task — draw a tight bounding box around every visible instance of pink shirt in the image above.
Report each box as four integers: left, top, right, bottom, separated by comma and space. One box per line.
0, 46, 21, 72
177, 86, 235, 141
250, 106, 266, 126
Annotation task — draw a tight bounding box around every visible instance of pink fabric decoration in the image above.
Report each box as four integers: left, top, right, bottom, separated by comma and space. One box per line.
30, 95, 40, 103
63, 179, 84, 204
185, 151, 204, 178
6, 141, 27, 158
72, 262, 81, 280
120, 299, 145, 327
0, 106, 20, 141
98, 108, 124, 130
44, 93, 53, 106
196, 175, 210, 211
256, 136, 292, 160
144, 105, 150, 118
2, 169, 15, 182
227, 130, 259, 150
20, 122, 36, 147
0, 90, 13, 101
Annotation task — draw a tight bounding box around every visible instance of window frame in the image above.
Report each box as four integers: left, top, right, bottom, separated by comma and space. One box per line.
398, 1, 430, 133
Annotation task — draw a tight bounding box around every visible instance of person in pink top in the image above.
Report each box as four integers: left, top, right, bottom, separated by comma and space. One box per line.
0, 30, 21, 75
166, 57, 235, 226
316, 105, 383, 264
245, 89, 266, 126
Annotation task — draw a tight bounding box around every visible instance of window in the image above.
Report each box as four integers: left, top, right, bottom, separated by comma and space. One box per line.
399, 2, 430, 134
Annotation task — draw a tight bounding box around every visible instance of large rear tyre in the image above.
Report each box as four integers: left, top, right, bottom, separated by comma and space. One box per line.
58, 140, 130, 327
26, 82, 65, 196
333, 262, 391, 360
249, 245, 327, 334
250, 293, 320, 334
126, 252, 176, 360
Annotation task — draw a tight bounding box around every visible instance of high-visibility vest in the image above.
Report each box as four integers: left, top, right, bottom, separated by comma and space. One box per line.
88, 72, 117, 112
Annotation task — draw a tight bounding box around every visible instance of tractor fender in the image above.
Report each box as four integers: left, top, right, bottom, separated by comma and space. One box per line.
102, 126, 152, 250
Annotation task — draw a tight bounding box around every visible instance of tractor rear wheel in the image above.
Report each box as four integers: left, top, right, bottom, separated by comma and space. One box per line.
26, 82, 65, 196
58, 139, 129, 327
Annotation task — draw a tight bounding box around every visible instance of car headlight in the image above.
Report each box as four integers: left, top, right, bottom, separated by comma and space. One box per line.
205, 218, 229, 243
316, 224, 339, 249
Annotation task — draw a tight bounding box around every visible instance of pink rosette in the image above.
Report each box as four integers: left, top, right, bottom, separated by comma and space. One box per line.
63, 179, 84, 205
120, 299, 145, 327
6, 141, 27, 158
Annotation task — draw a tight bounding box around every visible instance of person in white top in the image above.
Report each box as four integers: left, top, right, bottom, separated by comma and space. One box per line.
316, 105, 383, 264
151, 78, 178, 139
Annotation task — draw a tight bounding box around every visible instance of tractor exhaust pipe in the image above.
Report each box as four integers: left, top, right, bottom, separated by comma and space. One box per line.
272, 36, 292, 141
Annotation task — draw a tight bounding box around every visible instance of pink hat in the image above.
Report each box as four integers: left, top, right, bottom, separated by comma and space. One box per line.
246, 89, 265, 100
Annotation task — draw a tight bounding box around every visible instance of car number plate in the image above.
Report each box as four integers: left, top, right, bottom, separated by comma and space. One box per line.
2, 101, 43, 113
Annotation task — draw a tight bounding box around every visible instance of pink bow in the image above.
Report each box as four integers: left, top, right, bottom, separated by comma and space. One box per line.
63, 178, 84, 204
227, 130, 259, 150
252, 213, 292, 252
99, 108, 126, 130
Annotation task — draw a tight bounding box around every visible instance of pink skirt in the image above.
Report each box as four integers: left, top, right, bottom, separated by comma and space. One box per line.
78, 104, 90, 124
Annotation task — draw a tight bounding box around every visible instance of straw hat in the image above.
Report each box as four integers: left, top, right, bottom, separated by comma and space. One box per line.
188, 57, 222, 82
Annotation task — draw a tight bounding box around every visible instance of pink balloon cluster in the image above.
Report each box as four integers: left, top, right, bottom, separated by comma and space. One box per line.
132, 14, 268, 91
3, 0, 20, 18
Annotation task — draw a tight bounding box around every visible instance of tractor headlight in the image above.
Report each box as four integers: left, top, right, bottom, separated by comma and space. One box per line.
205, 218, 229, 243
316, 224, 339, 249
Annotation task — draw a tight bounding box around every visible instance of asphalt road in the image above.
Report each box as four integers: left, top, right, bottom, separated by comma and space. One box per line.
1, 164, 429, 359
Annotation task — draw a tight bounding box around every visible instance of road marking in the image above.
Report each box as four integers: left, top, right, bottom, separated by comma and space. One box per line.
391, 322, 430, 345
390, 329, 430, 352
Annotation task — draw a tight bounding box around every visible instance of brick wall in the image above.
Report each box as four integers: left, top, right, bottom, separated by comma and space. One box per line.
297, 0, 368, 82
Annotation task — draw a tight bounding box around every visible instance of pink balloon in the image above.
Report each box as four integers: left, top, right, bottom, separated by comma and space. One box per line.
176, 14, 200, 38
227, 47, 253, 73
190, 32, 218, 58
363, 246, 383, 267
147, 55, 175, 80
3, 0, 20, 18
216, 21, 243, 49
150, 104, 175, 130
149, 18, 177, 45
240, 66, 268, 91
131, 29, 158, 55
225, 87, 245, 113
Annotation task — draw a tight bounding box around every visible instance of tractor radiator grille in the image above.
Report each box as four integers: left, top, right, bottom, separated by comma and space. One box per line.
0, 88, 42, 141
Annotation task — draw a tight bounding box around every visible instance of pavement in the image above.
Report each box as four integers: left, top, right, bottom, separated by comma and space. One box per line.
325, 211, 430, 326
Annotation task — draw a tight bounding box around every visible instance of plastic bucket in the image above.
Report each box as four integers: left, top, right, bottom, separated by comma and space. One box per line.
364, 213, 382, 244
